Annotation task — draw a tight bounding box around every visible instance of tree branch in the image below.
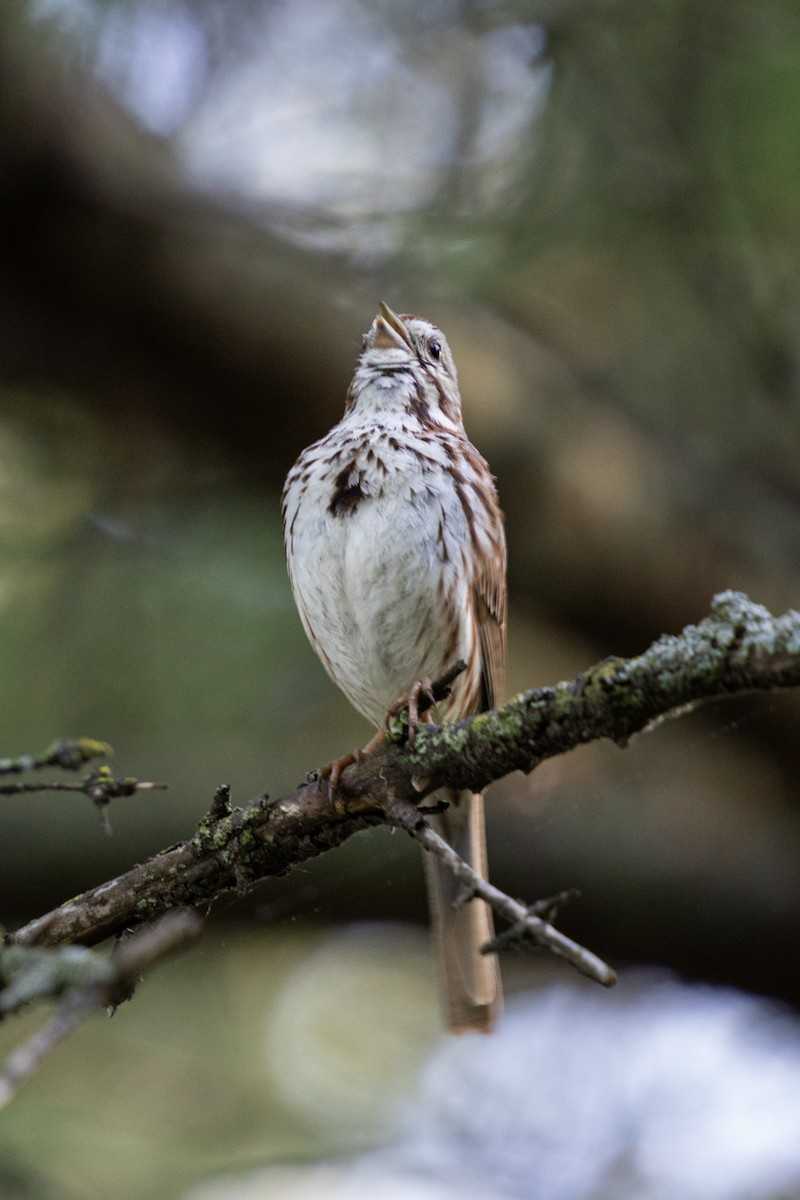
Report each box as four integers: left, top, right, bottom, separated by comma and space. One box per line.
401, 589, 800, 793
384, 795, 616, 986
0, 749, 166, 835
0, 911, 200, 1108
0, 738, 112, 775
7, 591, 798, 966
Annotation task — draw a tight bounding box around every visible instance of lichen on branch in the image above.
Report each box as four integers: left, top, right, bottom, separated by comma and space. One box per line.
405, 590, 800, 793
7, 591, 799, 959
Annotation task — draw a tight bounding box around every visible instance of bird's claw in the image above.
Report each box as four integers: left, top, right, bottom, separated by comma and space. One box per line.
318, 727, 388, 814
387, 676, 437, 744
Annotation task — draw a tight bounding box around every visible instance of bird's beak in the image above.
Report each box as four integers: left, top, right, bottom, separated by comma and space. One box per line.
372, 301, 412, 351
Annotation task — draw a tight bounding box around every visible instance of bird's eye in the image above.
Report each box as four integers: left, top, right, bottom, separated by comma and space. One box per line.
429, 340, 441, 361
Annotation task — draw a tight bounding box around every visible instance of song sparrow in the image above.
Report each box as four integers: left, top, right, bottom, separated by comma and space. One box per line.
282, 302, 506, 1033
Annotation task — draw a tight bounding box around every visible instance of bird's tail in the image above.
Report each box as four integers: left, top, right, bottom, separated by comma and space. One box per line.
422, 789, 502, 1034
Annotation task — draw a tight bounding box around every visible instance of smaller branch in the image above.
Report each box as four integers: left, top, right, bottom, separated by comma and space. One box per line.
0, 911, 200, 1109
0, 989, 106, 1110
111, 909, 203, 980
422, 660, 468, 707
384, 795, 617, 988
0, 767, 166, 835
385, 660, 467, 742
486, 888, 581, 951
0, 782, 98, 795
0, 738, 112, 776
0, 775, 165, 799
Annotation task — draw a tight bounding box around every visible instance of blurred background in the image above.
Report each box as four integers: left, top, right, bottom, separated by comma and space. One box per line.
1, 0, 800, 1197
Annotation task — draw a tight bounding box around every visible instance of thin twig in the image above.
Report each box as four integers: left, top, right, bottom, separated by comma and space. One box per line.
0, 738, 112, 776
0, 778, 165, 798
385, 660, 467, 744
0, 911, 200, 1109
0, 988, 105, 1109
425, 660, 468, 706
384, 795, 617, 987
0, 768, 167, 836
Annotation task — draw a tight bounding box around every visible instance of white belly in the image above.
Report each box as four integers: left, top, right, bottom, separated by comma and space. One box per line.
286, 434, 473, 726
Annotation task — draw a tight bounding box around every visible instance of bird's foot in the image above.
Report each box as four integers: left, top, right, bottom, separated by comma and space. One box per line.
386, 676, 436, 745
318, 752, 356, 797
318, 727, 388, 814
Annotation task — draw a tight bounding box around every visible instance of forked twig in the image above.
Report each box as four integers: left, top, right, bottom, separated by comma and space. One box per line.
384, 795, 616, 987
0, 911, 200, 1109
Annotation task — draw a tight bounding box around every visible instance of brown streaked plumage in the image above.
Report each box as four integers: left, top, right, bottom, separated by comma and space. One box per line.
282, 302, 507, 1033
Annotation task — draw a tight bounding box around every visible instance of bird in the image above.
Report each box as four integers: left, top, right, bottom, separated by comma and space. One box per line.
282, 301, 507, 1032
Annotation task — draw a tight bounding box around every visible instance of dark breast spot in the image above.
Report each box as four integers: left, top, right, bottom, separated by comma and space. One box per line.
329, 462, 367, 517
